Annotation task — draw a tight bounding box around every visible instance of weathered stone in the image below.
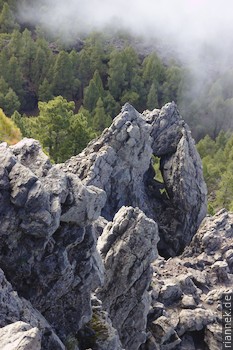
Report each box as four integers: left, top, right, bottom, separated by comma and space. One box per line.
211, 261, 229, 282
205, 323, 222, 350
150, 316, 181, 349
97, 206, 159, 350
181, 295, 197, 309
10, 138, 51, 177
176, 308, 215, 336
62, 102, 207, 256
0, 103, 221, 350
158, 283, 182, 306
0, 321, 41, 350
0, 269, 65, 349
143, 210, 233, 350
0, 139, 106, 343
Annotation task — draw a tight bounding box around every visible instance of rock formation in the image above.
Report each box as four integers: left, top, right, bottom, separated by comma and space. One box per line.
97, 206, 159, 349
0, 102, 229, 350
141, 209, 233, 350
0, 138, 106, 346
62, 102, 207, 256
0, 268, 65, 349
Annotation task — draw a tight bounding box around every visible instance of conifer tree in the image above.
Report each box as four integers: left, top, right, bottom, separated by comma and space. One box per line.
0, 3, 19, 33
83, 70, 104, 112
147, 83, 159, 110
92, 97, 112, 133
108, 49, 127, 100
67, 112, 94, 156
52, 51, 74, 100
3, 88, 20, 115
6, 56, 23, 97
38, 79, 53, 102
35, 96, 75, 162
19, 29, 36, 81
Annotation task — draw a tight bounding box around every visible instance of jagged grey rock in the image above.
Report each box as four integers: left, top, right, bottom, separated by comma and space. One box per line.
62, 104, 153, 220
97, 206, 159, 350
0, 268, 65, 349
62, 102, 207, 256
143, 103, 207, 256
0, 139, 106, 342
0, 102, 209, 349
0, 321, 41, 350
142, 209, 233, 349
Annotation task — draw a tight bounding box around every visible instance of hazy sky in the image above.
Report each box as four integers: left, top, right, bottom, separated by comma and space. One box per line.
18, 0, 233, 71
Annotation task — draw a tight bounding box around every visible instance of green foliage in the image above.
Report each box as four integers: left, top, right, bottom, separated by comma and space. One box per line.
83, 70, 105, 112
52, 51, 74, 100
108, 46, 141, 103
197, 132, 233, 213
1, 87, 20, 114
1, 9, 233, 181
38, 78, 53, 102
92, 97, 112, 133
147, 83, 159, 110
0, 108, 21, 144
22, 96, 94, 162
0, 3, 19, 33
120, 90, 139, 106
162, 65, 184, 104
0, 77, 20, 115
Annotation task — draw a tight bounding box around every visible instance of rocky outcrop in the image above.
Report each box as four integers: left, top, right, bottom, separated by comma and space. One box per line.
144, 105, 207, 256
0, 139, 106, 343
142, 209, 233, 349
0, 322, 41, 350
0, 268, 65, 349
63, 102, 207, 256
97, 206, 159, 350
0, 102, 209, 349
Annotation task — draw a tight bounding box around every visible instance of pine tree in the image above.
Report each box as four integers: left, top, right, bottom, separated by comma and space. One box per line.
92, 98, 112, 133
34, 96, 75, 162
32, 46, 50, 90
3, 88, 20, 115
52, 51, 74, 100
147, 83, 159, 110
38, 79, 53, 102
103, 92, 120, 117
83, 70, 104, 112
67, 112, 94, 156
0, 3, 19, 33
8, 29, 21, 57
19, 29, 36, 81
142, 53, 165, 87
108, 49, 127, 100
162, 65, 183, 104
120, 91, 140, 106
7, 56, 23, 97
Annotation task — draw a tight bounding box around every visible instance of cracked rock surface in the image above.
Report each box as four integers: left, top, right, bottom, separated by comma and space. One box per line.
0, 102, 212, 350
141, 209, 233, 350
0, 321, 41, 350
63, 102, 207, 256
0, 139, 106, 343
97, 206, 159, 350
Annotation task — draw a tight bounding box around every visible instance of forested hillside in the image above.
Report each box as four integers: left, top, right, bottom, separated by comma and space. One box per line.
0, 0, 232, 213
